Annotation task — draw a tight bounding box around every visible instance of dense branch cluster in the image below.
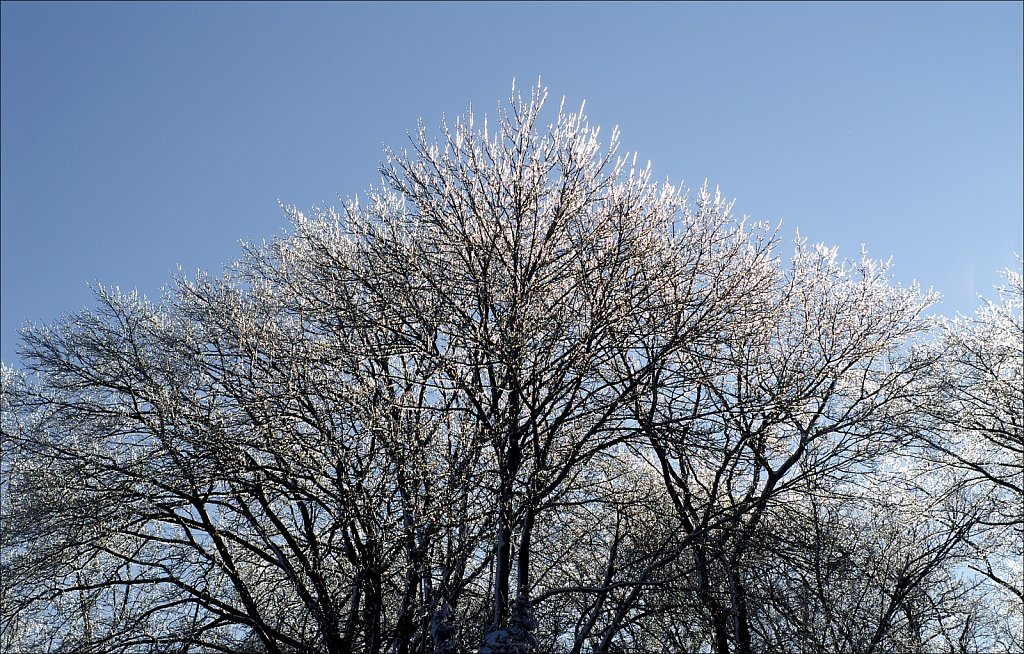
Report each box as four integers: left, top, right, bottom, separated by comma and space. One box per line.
2, 85, 1021, 654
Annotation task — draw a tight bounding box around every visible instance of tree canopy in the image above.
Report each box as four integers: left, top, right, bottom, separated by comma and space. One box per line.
2, 84, 1021, 654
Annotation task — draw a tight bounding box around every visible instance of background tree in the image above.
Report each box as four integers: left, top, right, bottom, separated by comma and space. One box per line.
909, 261, 1024, 652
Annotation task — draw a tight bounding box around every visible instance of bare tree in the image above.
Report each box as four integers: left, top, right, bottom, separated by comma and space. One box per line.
1, 84, 1019, 654
909, 261, 1024, 652
628, 241, 943, 654
339, 82, 775, 651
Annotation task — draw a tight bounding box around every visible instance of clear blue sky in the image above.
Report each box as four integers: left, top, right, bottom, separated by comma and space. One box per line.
2, 1, 1022, 365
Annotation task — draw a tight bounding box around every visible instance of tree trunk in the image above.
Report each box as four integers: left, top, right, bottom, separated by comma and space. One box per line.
728, 563, 752, 654
516, 501, 534, 599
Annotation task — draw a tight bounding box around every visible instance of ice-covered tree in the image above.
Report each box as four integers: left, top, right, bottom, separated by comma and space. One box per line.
1, 83, 1019, 654
910, 261, 1024, 651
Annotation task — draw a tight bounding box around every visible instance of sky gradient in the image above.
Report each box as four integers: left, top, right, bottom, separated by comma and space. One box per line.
2, 1, 1022, 365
